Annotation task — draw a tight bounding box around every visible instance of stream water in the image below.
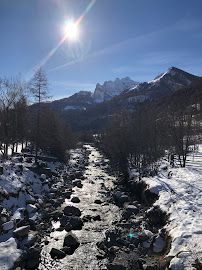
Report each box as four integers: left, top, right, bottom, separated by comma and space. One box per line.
38, 144, 121, 270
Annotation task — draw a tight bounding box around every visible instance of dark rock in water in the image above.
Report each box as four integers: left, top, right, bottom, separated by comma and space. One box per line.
50, 248, 66, 259
93, 215, 101, 221
94, 199, 102, 204
71, 197, 80, 203
82, 215, 92, 222
63, 233, 80, 252
107, 263, 126, 270
65, 223, 73, 232
64, 191, 71, 199
61, 246, 72, 255
64, 205, 81, 216
69, 216, 83, 230
60, 215, 70, 227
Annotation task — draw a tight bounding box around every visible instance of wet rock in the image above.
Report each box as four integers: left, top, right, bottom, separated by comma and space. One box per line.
0, 166, 3, 175
50, 248, 66, 259
61, 246, 72, 255
63, 232, 80, 252
63, 205, 81, 216
60, 215, 70, 227
94, 199, 102, 204
69, 216, 83, 230
93, 215, 101, 221
13, 225, 30, 238
71, 197, 80, 203
146, 206, 167, 227
65, 223, 73, 232
64, 191, 71, 199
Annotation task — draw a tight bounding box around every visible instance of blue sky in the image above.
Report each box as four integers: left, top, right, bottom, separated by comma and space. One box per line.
1, 0, 202, 100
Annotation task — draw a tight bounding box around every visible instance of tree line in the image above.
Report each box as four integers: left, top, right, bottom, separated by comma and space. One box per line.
0, 68, 74, 161
101, 81, 202, 178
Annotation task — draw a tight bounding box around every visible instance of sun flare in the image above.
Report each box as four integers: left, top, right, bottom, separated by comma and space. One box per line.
65, 22, 79, 40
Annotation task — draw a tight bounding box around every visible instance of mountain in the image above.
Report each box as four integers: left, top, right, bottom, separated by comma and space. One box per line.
120, 67, 199, 103
32, 67, 200, 132
46, 91, 94, 113
93, 77, 139, 102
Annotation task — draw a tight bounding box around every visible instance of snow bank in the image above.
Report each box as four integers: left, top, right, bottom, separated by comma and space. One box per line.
131, 144, 202, 269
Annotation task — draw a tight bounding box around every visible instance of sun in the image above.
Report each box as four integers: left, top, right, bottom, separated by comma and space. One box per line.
65, 22, 79, 40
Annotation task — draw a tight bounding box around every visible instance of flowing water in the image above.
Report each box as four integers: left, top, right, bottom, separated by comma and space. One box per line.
38, 144, 121, 270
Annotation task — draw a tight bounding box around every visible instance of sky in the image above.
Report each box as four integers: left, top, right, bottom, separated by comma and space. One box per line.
0, 0, 202, 100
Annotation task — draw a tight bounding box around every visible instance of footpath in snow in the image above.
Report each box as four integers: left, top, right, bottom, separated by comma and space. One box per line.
130, 144, 202, 269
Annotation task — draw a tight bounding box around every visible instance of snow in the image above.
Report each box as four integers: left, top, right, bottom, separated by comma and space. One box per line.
130, 144, 202, 269
0, 150, 64, 268
93, 77, 139, 102
0, 236, 22, 270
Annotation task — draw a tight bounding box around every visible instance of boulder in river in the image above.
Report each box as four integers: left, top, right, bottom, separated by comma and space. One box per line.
63, 232, 80, 254
50, 248, 66, 259
64, 205, 81, 216
69, 216, 83, 230
71, 197, 80, 203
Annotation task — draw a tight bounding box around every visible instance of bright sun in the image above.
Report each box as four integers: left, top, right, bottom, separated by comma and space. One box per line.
65, 22, 79, 40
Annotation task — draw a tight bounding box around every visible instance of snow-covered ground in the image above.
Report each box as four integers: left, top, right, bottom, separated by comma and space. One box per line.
0, 151, 62, 269
131, 145, 202, 269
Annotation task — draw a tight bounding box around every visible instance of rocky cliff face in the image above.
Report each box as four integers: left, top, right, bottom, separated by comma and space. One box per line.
93, 77, 139, 102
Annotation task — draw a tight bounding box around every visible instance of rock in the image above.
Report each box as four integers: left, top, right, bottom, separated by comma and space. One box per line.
43, 168, 52, 177
60, 215, 70, 227
22, 233, 36, 247
40, 174, 46, 181
63, 233, 80, 251
93, 215, 101, 221
107, 263, 126, 270
119, 195, 129, 203
125, 205, 139, 214
71, 197, 80, 203
65, 223, 73, 232
69, 216, 83, 230
27, 204, 37, 213
94, 199, 102, 204
61, 246, 72, 255
64, 191, 71, 199
153, 235, 165, 253
13, 225, 30, 238
50, 248, 66, 259
3, 220, 14, 231
0, 166, 3, 175
26, 194, 36, 204
43, 184, 50, 192
64, 206, 81, 216
114, 191, 122, 198
49, 210, 63, 220
25, 246, 41, 269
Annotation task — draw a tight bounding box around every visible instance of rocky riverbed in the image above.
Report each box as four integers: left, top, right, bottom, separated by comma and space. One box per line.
0, 144, 171, 269
37, 144, 171, 270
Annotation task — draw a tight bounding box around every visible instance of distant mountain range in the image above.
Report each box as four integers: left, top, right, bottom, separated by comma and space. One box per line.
37, 67, 200, 132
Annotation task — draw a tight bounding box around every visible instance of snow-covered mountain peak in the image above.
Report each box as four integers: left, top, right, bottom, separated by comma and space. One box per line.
93, 77, 139, 103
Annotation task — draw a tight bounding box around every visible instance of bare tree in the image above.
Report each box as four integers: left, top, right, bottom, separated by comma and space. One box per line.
29, 67, 50, 161
0, 77, 23, 158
